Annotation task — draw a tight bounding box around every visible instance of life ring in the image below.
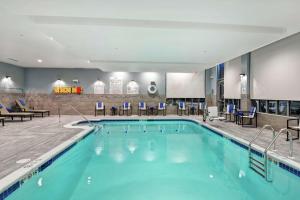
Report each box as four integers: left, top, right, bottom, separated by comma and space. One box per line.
148, 84, 157, 94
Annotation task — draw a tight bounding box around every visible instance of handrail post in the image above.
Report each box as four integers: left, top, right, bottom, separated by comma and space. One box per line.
58, 106, 61, 123
272, 130, 276, 151
288, 131, 294, 158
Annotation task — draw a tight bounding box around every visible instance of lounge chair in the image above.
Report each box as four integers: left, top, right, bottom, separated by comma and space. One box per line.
208, 105, 235, 121
237, 106, 257, 127
119, 102, 132, 116
0, 102, 34, 121
0, 117, 4, 126
138, 101, 147, 116
95, 101, 105, 116
287, 118, 300, 141
177, 101, 188, 116
157, 102, 166, 116
188, 103, 198, 115
198, 102, 206, 115
208, 106, 226, 121
223, 104, 235, 121
16, 99, 50, 117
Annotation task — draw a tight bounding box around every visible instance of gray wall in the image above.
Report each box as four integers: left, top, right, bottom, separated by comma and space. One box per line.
0, 62, 25, 93
250, 32, 300, 100
25, 68, 166, 95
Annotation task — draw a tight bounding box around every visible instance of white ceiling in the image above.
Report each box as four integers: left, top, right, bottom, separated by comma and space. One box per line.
0, 0, 299, 72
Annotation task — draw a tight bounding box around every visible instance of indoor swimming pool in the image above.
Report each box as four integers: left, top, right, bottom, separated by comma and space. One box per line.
4, 120, 300, 200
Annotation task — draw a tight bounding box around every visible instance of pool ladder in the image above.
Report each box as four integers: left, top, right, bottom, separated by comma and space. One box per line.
248, 125, 294, 182
58, 104, 102, 131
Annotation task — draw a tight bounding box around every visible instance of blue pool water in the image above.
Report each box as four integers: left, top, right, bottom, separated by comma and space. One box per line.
5, 120, 300, 200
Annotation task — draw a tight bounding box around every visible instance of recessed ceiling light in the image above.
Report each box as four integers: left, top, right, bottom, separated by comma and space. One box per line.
87, 60, 91, 63
49, 37, 54, 41
37, 59, 43, 63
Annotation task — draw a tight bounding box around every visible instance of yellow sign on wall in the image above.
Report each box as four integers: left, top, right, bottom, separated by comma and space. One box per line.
53, 86, 83, 94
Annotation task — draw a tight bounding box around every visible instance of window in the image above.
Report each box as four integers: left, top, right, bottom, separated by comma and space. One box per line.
251, 100, 258, 110
259, 100, 267, 113
268, 101, 277, 114
290, 101, 300, 117
278, 101, 287, 115
217, 63, 224, 80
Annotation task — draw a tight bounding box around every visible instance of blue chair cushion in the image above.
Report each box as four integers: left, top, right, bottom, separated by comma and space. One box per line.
139, 102, 144, 108
124, 102, 129, 108
179, 101, 184, 108
19, 99, 26, 106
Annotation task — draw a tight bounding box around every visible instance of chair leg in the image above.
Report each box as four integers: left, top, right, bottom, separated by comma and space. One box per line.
255, 116, 257, 128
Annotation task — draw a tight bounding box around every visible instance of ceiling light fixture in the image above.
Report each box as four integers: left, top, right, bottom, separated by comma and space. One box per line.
87, 60, 91, 64
37, 59, 43, 63
49, 37, 54, 41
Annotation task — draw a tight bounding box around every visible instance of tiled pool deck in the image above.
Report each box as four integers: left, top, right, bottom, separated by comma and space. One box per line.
0, 115, 299, 181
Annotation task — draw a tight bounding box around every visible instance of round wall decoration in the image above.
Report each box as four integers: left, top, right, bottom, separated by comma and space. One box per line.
148, 81, 158, 94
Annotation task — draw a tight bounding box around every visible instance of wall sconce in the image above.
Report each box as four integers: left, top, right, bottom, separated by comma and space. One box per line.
240, 73, 246, 78
53, 78, 65, 87
5, 75, 11, 80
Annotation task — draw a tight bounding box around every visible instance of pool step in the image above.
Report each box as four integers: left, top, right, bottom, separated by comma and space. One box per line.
249, 157, 266, 178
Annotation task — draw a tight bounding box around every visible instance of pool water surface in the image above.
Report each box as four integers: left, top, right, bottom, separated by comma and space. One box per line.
6, 120, 300, 200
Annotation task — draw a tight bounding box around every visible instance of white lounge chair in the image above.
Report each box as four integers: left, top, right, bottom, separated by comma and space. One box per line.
208, 106, 226, 121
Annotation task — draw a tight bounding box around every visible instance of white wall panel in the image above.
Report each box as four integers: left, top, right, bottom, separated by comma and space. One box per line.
166, 72, 205, 98
250, 33, 300, 100
224, 57, 241, 99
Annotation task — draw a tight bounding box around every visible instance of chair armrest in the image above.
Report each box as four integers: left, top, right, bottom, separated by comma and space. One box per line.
287, 118, 299, 128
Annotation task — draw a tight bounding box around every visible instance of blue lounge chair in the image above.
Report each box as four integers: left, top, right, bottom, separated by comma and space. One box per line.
237, 106, 257, 127
177, 101, 188, 116
120, 102, 132, 116
224, 104, 235, 121
0, 102, 34, 121
157, 102, 166, 116
138, 101, 147, 116
95, 101, 105, 116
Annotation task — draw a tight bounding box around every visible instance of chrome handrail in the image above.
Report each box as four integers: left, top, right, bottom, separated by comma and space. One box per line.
264, 128, 293, 181
57, 103, 96, 128
248, 125, 275, 153
264, 128, 293, 158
